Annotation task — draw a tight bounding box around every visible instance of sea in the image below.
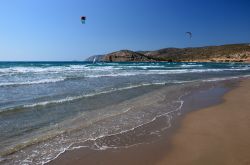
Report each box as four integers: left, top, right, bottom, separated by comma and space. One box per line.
0, 61, 250, 165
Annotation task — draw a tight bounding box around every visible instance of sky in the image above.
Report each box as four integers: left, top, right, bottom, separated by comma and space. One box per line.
0, 0, 250, 61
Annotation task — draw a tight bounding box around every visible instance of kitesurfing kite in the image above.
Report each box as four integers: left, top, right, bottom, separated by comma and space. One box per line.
81, 16, 86, 24
186, 32, 192, 39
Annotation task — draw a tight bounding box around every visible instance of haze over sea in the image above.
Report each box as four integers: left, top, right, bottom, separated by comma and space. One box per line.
0, 61, 250, 164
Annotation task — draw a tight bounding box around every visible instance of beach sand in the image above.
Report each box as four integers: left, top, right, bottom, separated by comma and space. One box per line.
48, 79, 250, 165
157, 79, 250, 165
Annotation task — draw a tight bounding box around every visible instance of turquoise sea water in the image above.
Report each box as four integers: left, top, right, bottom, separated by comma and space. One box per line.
0, 62, 250, 164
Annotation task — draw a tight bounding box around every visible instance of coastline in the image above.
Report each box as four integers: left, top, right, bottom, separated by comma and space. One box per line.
47, 79, 243, 165
2, 60, 250, 164
88, 43, 250, 63
157, 78, 250, 165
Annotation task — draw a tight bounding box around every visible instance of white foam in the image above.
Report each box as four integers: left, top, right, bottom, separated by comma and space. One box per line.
2, 74, 248, 113
22, 83, 162, 108
0, 78, 65, 87
77, 96, 184, 146
180, 64, 203, 68
41, 143, 73, 165
84, 68, 250, 78
202, 75, 250, 82
41, 94, 185, 165
1, 64, 249, 85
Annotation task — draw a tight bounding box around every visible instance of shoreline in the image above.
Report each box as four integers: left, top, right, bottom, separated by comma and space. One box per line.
47, 79, 240, 165
0, 61, 249, 165
157, 78, 250, 165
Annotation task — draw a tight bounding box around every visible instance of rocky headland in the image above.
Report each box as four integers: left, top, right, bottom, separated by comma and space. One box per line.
86, 44, 250, 63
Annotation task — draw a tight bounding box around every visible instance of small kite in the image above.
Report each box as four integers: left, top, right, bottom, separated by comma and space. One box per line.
186, 32, 192, 39
81, 16, 86, 24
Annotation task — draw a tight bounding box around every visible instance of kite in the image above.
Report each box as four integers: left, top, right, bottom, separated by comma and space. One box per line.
186, 32, 192, 39
81, 16, 86, 24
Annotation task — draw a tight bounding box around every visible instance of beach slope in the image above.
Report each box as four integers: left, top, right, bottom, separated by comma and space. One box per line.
157, 79, 250, 165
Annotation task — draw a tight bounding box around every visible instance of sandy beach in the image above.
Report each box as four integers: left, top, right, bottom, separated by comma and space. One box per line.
46, 78, 250, 165
157, 78, 250, 165
48, 79, 250, 165
2, 61, 250, 165
1, 0, 250, 164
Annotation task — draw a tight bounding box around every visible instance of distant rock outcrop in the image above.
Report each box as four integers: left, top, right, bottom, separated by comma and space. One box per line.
102, 50, 155, 62
85, 44, 250, 63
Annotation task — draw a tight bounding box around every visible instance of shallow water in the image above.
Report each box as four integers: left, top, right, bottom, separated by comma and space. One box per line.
0, 62, 249, 164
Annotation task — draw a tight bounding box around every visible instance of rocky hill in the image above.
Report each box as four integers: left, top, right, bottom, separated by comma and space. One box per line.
86, 44, 250, 62
144, 44, 250, 62
102, 50, 155, 62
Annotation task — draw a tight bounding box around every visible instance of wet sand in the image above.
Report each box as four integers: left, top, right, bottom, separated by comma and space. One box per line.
157, 78, 250, 165
48, 80, 238, 165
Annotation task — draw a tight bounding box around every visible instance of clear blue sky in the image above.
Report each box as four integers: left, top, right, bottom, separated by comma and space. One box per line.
0, 0, 250, 61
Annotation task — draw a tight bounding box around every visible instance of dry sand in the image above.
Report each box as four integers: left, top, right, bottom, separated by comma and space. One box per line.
157, 79, 250, 165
